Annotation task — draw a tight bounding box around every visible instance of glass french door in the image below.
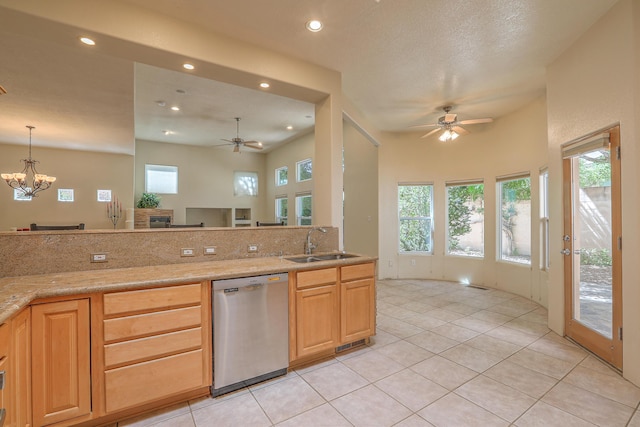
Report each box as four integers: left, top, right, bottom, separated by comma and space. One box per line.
562, 126, 622, 369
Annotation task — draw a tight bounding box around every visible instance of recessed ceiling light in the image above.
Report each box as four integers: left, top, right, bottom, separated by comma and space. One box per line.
80, 37, 95, 46
306, 20, 323, 32
183, 63, 195, 70
170, 106, 180, 111
176, 89, 186, 94
259, 82, 270, 89
162, 130, 173, 135
156, 100, 166, 107
286, 125, 293, 130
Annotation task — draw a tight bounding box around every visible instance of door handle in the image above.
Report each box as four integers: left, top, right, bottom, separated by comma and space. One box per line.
561, 249, 571, 255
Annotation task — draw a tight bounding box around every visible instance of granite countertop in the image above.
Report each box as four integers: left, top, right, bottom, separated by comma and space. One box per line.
0, 252, 376, 324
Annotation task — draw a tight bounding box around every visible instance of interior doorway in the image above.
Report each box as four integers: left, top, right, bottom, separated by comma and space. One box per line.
562, 125, 622, 369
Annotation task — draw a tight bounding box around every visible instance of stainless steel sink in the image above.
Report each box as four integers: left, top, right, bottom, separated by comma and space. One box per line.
286, 253, 359, 263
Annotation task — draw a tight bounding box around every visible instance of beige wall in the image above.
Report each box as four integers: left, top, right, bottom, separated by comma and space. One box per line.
135, 139, 266, 225
378, 97, 548, 304
546, 0, 640, 384
343, 120, 379, 256
0, 142, 134, 230
265, 133, 314, 225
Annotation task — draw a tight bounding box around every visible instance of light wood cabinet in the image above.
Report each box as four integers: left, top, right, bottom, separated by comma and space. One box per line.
290, 262, 376, 364
31, 299, 91, 427
11, 308, 31, 427
0, 321, 11, 427
101, 282, 210, 414
290, 268, 339, 361
340, 263, 376, 344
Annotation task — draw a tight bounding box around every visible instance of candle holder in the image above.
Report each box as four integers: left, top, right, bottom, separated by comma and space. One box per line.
107, 197, 122, 229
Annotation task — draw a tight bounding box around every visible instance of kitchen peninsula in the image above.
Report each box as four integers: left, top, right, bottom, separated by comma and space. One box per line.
0, 227, 377, 427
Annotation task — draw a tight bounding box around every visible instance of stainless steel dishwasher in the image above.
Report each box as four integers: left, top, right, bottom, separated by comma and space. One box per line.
211, 273, 288, 397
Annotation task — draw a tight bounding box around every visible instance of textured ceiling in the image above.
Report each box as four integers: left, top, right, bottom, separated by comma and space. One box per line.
0, 0, 619, 154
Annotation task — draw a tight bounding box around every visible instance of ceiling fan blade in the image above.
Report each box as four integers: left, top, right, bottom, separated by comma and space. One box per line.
458, 118, 493, 125
444, 113, 457, 123
243, 140, 263, 150
420, 128, 442, 139
452, 126, 469, 135
408, 123, 438, 128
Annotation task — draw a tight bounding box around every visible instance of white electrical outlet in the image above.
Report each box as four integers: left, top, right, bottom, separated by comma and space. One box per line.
181, 248, 195, 257
248, 244, 258, 253
411, 259, 416, 266
388, 260, 393, 267
91, 253, 107, 263
204, 246, 216, 255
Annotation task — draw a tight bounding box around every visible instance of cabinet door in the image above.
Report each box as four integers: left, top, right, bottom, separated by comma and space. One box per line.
341, 278, 375, 344
11, 308, 31, 427
295, 285, 338, 358
31, 299, 91, 426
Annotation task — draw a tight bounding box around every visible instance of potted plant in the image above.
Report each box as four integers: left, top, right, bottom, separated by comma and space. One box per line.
136, 193, 161, 209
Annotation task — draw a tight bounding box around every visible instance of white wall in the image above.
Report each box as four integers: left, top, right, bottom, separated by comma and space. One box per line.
546, 0, 640, 384
378, 97, 548, 304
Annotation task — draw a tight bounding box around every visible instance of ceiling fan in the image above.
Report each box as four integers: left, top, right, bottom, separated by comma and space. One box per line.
413, 106, 493, 141
217, 117, 264, 152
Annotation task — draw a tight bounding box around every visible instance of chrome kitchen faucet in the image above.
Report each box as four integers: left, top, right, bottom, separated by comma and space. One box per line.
305, 227, 327, 254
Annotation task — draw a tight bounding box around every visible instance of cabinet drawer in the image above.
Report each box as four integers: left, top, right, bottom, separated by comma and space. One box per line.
104, 306, 202, 342
104, 327, 202, 368
0, 322, 9, 357
104, 283, 202, 316
296, 268, 337, 289
341, 262, 375, 282
104, 349, 205, 413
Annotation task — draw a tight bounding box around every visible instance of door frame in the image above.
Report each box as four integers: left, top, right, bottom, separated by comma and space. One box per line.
562, 125, 622, 369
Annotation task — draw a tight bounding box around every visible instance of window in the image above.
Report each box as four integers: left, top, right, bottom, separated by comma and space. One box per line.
296, 159, 312, 182
446, 181, 484, 257
58, 189, 74, 202
14, 188, 32, 201
296, 193, 312, 225
498, 174, 531, 264
275, 166, 288, 186
234, 171, 258, 197
145, 164, 178, 194
275, 197, 288, 225
540, 169, 550, 270
398, 184, 433, 253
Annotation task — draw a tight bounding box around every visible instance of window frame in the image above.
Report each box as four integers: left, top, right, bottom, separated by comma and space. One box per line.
275, 196, 288, 225
275, 166, 288, 187
539, 168, 550, 271
234, 171, 259, 197
145, 164, 178, 194
295, 192, 312, 225
398, 183, 434, 254
296, 158, 312, 182
497, 173, 532, 265
445, 180, 485, 258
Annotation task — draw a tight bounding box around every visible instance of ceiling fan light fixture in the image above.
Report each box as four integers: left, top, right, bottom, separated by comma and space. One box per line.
439, 129, 459, 142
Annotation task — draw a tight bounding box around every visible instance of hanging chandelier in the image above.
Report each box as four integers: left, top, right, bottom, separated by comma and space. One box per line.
2, 125, 56, 197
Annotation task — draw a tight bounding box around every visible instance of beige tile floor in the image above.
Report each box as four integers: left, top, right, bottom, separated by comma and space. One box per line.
116, 279, 640, 427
